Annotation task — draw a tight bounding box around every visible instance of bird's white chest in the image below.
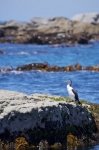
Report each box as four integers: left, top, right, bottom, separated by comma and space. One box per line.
67, 85, 75, 99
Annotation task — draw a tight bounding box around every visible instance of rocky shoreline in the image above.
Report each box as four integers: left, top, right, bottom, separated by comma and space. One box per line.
16, 63, 99, 72
0, 13, 99, 45
0, 90, 99, 149
0, 63, 99, 73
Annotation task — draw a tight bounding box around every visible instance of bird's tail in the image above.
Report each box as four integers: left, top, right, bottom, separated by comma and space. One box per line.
77, 100, 82, 105
76, 100, 82, 105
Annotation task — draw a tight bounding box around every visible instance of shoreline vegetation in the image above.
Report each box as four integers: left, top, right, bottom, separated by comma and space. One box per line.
0, 90, 99, 149
0, 13, 99, 45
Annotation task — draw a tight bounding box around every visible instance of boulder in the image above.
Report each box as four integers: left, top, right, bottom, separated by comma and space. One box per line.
0, 90, 97, 144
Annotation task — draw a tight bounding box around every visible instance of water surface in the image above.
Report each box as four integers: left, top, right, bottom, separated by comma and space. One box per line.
0, 42, 99, 103
0, 42, 99, 150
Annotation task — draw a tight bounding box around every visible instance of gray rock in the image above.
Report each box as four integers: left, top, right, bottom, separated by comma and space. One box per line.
72, 13, 99, 24
0, 16, 99, 44
0, 90, 96, 144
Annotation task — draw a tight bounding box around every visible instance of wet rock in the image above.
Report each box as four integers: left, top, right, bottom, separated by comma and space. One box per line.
15, 137, 29, 150
16, 63, 99, 72
16, 63, 48, 71
39, 140, 49, 150
85, 66, 99, 71
75, 64, 82, 70
77, 36, 89, 44
64, 65, 75, 71
51, 142, 62, 150
0, 67, 13, 73
0, 63, 99, 73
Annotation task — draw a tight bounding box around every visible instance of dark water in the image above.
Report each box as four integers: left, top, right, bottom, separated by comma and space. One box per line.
0, 43, 99, 150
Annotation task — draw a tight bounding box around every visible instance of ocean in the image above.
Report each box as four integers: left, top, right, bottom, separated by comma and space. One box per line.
0, 42, 99, 149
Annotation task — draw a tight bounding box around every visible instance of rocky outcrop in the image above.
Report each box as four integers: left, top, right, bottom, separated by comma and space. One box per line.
0, 63, 99, 73
16, 63, 99, 72
0, 90, 98, 146
0, 15, 99, 44
72, 13, 99, 24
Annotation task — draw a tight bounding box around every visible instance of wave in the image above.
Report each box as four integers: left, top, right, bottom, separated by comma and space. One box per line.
10, 70, 23, 74
17, 51, 30, 55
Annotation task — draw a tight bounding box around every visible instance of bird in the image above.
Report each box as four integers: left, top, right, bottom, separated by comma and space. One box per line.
66, 80, 81, 104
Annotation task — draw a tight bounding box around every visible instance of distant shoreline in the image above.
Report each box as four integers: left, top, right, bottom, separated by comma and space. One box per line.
0, 13, 99, 45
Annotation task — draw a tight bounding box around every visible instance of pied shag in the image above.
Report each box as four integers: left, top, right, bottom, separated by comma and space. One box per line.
66, 80, 81, 104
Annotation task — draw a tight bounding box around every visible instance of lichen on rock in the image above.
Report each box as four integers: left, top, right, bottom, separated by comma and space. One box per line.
0, 90, 98, 146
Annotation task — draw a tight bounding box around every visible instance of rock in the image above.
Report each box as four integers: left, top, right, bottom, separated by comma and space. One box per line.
0, 16, 99, 44
0, 20, 26, 29
77, 36, 89, 44
51, 142, 62, 149
30, 17, 73, 34
16, 63, 99, 72
75, 64, 82, 70
39, 140, 49, 150
0, 67, 13, 73
15, 137, 29, 150
72, 13, 99, 24
0, 90, 97, 145
0, 63, 99, 73
85, 65, 99, 72
30, 17, 49, 27
16, 63, 48, 71
67, 133, 78, 148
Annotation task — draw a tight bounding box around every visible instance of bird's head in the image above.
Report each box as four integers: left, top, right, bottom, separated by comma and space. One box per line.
66, 79, 72, 86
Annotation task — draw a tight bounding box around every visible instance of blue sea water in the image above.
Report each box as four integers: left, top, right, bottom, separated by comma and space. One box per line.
0, 42, 99, 67
0, 42, 99, 150
0, 42, 99, 103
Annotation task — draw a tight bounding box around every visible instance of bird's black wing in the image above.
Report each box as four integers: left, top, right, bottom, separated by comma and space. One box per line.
72, 89, 79, 101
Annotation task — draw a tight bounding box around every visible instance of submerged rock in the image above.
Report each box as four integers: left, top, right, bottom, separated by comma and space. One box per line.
0, 90, 97, 145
